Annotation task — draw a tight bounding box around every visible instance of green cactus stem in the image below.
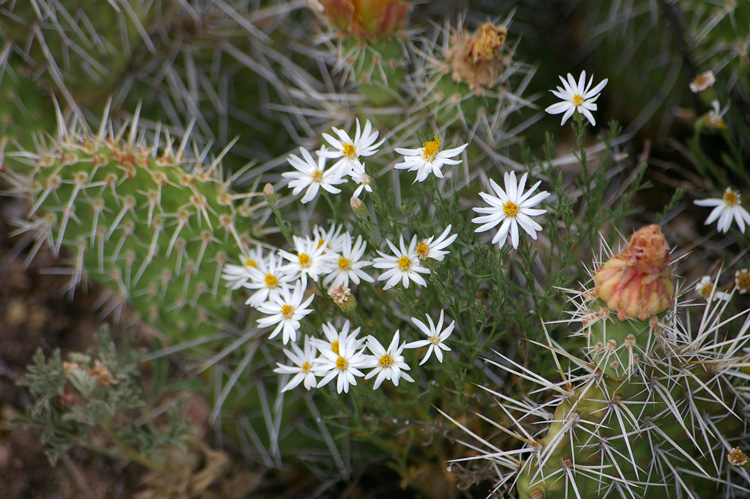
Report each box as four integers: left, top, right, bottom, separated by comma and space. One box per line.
2, 104, 262, 341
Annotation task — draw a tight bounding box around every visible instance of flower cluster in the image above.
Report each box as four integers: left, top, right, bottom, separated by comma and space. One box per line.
283, 119, 382, 203
273, 314, 455, 393
221, 223, 457, 347
282, 119, 469, 202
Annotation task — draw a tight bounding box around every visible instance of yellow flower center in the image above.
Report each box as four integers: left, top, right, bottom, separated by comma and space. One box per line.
265, 274, 278, 288
429, 336, 441, 345
331, 340, 340, 355
415, 241, 429, 260
244, 258, 257, 268
694, 74, 710, 88
737, 271, 750, 290
573, 94, 584, 107
397, 256, 411, 271
312, 170, 323, 182
724, 190, 739, 206
317, 239, 326, 249
699, 283, 714, 300
336, 356, 348, 370
301, 361, 311, 373
503, 201, 519, 217
298, 253, 311, 267
281, 304, 294, 319
422, 136, 441, 162
338, 257, 352, 270
343, 143, 357, 159
378, 354, 394, 367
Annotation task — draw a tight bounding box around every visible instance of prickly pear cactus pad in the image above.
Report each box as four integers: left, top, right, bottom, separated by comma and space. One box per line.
448, 225, 750, 498
2, 106, 259, 341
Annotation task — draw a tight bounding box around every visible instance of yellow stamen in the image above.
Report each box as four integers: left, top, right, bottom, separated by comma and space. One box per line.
317, 239, 326, 249
378, 354, 394, 367
429, 336, 440, 345
724, 189, 739, 206
298, 253, 311, 267
343, 143, 357, 158
244, 258, 257, 268
301, 361, 311, 373
332, 340, 340, 355
503, 201, 519, 217
265, 274, 278, 288
312, 170, 323, 182
336, 356, 348, 370
699, 283, 714, 300
422, 136, 441, 162
573, 94, 584, 106
338, 257, 352, 270
415, 241, 429, 260
397, 256, 411, 271
281, 304, 294, 319
736, 270, 750, 290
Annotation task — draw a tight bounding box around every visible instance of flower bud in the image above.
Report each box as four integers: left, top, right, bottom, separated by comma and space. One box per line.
328, 285, 357, 312
350, 196, 365, 213
263, 183, 277, 206
593, 225, 674, 321
318, 0, 410, 41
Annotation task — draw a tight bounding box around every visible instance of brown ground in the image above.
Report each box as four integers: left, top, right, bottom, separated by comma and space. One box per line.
0, 193, 145, 497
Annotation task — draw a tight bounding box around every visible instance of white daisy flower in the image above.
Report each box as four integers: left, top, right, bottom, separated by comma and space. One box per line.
405, 310, 455, 365
314, 329, 371, 394
545, 70, 608, 126
273, 336, 319, 392
372, 236, 431, 290
314, 320, 365, 358
365, 330, 414, 389
414, 225, 457, 262
694, 187, 750, 233
323, 233, 374, 288
472, 171, 549, 249
222, 245, 264, 290
279, 235, 336, 286
394, 137, 468, 183
256, 281, 315, 344
320, 119, 384, 177
313, 223, 347, 254
244, 252, 294, 308
695, 276, 731, 302
282, 146, 344, 203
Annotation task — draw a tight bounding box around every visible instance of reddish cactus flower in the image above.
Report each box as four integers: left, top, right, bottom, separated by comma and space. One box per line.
594, 225, 675, 321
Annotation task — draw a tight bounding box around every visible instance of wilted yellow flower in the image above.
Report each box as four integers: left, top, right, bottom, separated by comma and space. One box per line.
445, 22, 508, 95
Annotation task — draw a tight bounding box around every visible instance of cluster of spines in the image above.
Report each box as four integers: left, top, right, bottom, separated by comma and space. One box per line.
446, 227, 750, 498
2, 104, 262, 341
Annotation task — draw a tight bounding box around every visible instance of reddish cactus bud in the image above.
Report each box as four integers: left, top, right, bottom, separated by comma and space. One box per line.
594, 225, 675, 321
318, 0, 410, 41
